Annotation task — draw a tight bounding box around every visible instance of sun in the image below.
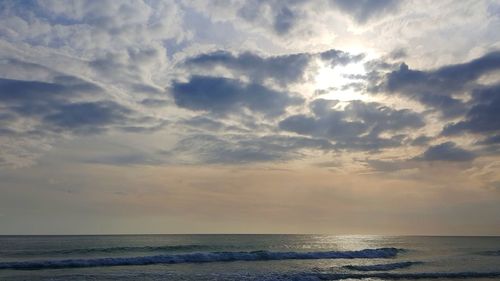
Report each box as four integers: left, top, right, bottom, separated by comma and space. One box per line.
314, 60, 370, 102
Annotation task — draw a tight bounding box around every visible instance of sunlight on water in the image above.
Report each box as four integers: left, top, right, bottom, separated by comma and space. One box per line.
1, 235, 500, 281
312, 235, 386, 251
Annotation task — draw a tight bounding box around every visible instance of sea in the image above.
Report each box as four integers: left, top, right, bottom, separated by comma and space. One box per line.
0, 235, 499, 281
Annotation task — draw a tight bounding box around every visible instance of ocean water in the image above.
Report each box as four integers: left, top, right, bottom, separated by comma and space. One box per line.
0, 235, 499, 281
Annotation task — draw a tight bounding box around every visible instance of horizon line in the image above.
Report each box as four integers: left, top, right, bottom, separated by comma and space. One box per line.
1, 233, 500, 237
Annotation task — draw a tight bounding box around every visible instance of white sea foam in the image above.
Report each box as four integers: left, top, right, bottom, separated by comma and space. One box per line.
0, 248, 400, 270
295, 271, 500, 280
343, 261, 422, 271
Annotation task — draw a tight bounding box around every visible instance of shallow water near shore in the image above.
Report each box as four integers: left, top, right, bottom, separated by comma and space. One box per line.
0, 235, 499, 280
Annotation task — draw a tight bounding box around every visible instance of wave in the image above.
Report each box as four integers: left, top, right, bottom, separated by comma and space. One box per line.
0, 248, 400, 270
15, 244, 210, 256
6, 271, 500, 281
343, 261, 422, 271
479, 250, 500, 256
299, 271, 500, 280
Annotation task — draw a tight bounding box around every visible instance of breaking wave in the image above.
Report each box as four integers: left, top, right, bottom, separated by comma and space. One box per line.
343, 261, 422, 271
296, 271, 500, 280
479, 250, 500, 256
0, 248, 400, 270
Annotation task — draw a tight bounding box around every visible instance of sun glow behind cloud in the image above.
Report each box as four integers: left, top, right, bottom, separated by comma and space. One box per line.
314, 60, 371, 102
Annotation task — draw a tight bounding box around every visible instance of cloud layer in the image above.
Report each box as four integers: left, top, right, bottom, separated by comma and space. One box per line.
0, 0, 499, 170
1, 0, 500, 235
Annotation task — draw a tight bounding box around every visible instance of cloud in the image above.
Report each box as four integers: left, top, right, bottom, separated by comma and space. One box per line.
381, 63, 466, 118
184, 50, 311, 86
0, 0, 184, 53
0, 76, 101, 102
480, 134, 500, 145
320, 49, 365, 67
386, 52, 500, 94
166, 133, 333, 164
419, 142, 476, 162
369, 51, 500, 156
232, 0, 401, 36
377, 51, 500, 118
0, 76, 103, 124
329, 0, 402, 23
410, 135, 432, 146
88, 46, 168, 86
43, 101, 132, 134
279, 99, 424, 151
442, 84, 500, 136
273, 6, 296, 34
364, 159, 411, 172
181, 116, 226, 131
365, 141, 478, 172
171, 75, 303, 116
140, 98, 170, 107
237, 0, 305, 35
0, 0, 497, 171
184, 49, 363, 86
0, 74, 166, 167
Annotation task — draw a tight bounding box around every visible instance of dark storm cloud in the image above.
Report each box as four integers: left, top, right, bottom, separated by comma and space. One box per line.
419, 142, 477, 162
168, 133, 333, 164
171, 75, 303, 116
330, 0, 402, 23
279, 99, 424, 151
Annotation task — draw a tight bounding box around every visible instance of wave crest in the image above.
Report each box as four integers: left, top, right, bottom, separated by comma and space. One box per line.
300, 271, 500, 280
0, 248, 400, 270
479, 250, 500, 256
343, 261, 422, 271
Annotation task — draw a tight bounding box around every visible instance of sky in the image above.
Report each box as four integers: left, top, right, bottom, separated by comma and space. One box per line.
0, 0, 500, 235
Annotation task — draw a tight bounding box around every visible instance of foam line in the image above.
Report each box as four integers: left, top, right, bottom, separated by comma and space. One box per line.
0, 248, 401, 270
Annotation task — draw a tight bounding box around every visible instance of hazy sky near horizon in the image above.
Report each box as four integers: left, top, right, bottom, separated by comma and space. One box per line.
1, 0, 500, 235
